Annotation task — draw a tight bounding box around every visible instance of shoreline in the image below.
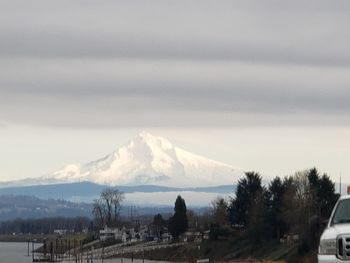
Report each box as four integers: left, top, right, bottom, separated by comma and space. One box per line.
0, 233, 87, 243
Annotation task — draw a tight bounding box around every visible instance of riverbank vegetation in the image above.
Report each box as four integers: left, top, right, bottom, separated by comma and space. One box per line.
141, 168, 337, 262
0, 167, 339, 263
225, 168, 338, 262
164, 167, 338, 262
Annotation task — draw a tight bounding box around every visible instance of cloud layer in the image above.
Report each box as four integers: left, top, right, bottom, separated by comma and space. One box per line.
1, 0, 350, 127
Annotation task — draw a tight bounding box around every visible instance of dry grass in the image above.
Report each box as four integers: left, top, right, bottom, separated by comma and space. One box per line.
222, 261, 287, 263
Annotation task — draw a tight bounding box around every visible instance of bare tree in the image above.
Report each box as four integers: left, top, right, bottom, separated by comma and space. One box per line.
283, 170, 312, 235
92, 188, 125, 227
112, 189, 125, 221
92, 198, 105, 226
101, 188, 114, 222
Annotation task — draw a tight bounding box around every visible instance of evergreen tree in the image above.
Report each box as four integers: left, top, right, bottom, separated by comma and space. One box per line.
268, 176, 288, 239
308, 167, 321, 216
211, 197, 229, 225
318, 174, 339, 218
168, 195, 188, 239
229, 171, 262, 227
152, 214, 166, 239
306, 168, 339, 218
247, 188, 273, 242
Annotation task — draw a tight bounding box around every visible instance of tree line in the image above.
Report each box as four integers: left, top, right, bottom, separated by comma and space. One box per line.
89, 167, 339, 252
0, 217, 91, 235
208, 168, 339, 253
0, 166, 339, 255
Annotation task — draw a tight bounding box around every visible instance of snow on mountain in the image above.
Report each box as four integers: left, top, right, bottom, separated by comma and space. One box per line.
39, 132, 243, 187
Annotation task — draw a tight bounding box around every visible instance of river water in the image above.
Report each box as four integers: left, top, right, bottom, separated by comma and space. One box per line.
0, 242, 169, 263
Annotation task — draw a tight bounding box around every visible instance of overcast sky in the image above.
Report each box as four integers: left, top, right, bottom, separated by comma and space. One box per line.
1, 0, 350, 183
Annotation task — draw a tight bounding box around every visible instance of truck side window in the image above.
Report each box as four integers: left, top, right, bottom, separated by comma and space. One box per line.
332, 200, 350, 225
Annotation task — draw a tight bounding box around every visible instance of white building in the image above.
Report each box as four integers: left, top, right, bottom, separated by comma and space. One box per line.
99, 225, 136, 243
99, 225, 122, 241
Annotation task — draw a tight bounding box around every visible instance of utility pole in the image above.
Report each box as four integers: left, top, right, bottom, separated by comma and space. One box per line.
101, 244, 104, 263
142, 245, 145, 263
32, 240, 35, 262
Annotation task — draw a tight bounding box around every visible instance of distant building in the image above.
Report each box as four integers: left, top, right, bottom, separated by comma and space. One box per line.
203, 230, 210, 240
99, 225, 120, 241
99, 225, 137, 243
181, 231, 203, 243
53, 229, 73, 236
148, 224, 171, 242
161, 232, 172, 242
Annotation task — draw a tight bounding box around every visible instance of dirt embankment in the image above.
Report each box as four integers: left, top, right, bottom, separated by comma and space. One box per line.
121, 239, 316, 263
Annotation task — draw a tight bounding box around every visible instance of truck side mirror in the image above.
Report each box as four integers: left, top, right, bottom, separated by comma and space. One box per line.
321, 219, 328, 228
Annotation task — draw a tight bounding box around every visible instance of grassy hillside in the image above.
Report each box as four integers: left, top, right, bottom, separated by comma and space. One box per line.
126, 238, 317, 263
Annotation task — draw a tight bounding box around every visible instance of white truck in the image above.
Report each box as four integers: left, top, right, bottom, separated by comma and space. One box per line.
319, 195, 350, 262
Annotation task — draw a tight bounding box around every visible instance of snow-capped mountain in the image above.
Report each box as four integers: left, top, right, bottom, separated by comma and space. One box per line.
21, 132, 244, 187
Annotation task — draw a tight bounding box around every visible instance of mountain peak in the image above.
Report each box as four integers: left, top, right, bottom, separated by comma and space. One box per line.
132, 131, 173, 151
138, 130, 155, 139
36, 132, 244, 187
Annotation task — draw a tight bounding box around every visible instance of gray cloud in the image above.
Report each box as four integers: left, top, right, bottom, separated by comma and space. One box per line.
1, 0, 350, 66
1, 0, 350, 127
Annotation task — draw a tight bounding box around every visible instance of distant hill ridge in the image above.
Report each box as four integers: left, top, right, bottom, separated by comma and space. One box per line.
0, 181, 236, 200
